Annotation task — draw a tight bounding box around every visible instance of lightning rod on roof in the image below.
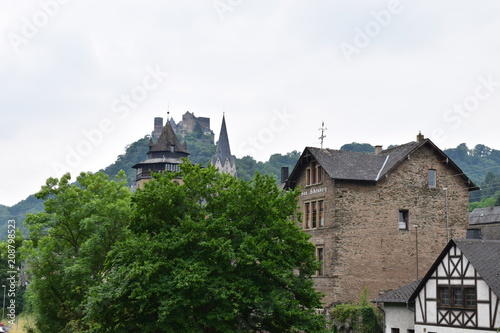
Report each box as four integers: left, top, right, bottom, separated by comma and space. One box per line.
319, 121, 327, 149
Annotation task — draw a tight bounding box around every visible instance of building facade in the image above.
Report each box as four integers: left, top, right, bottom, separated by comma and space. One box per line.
285, 133, 478, 306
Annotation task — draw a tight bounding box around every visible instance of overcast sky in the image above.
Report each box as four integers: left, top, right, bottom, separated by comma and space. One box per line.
1, 1, 500, 206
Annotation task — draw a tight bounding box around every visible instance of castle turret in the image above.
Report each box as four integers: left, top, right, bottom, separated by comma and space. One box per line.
212, 115, 237, 177
133, 120, 189, 188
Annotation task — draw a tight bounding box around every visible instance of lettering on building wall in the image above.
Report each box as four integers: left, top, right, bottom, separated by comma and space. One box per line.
301, 187, 327, 197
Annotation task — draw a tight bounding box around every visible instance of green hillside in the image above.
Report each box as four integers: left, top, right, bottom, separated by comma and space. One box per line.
2, 139, 500, 239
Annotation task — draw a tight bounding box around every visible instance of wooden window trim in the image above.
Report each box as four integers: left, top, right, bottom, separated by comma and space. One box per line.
437, 286, 477, 310
304, 200, 325, 229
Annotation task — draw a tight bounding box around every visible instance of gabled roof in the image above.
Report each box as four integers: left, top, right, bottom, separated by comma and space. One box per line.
212, 115, 235, 167
286, 138, 478, 190
150, 121, 189, 154
469, 206, 500, 225
409, 239, 500, 302
373, 278, 422, 304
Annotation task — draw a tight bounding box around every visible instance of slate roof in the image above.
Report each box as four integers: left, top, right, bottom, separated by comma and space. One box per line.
373, 278, 422, 303
469, 206, 500, 225
409, 239, 500, 302
212, 115, 235, 167
133, 157, 183, 165
455, 239, 500, 297
286, 138, 478, 190
150, 121, 188, 154
132, 119, 189, 170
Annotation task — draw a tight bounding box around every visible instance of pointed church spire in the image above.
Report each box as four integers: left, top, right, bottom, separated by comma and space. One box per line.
212, 114, 237, 176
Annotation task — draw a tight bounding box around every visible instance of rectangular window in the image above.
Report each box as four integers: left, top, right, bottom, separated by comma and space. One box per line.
318, 201, 324, 227
304, 200, 324, 229
407, 330, 415, 333
316, 247, 324, 276
428, 169, 437, 187
439, 287, 450, 306
305, 203, 310, 229
453, 288, 463, 306
311, 162, 317, 184
465, 288, 477, 307
306, 161, 322, 186
312, 202, 317, 228
398, 210, 409, 230
438, 286, 476, 309
391, 329, 400, 333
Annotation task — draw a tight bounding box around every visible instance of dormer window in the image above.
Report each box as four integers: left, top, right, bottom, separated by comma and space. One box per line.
170, 144, 175, 152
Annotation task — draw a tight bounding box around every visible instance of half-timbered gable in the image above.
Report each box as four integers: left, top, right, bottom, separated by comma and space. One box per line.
410, 239, 500, 332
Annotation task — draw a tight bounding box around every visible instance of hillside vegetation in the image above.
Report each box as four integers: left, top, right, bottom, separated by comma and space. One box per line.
1, 140, 500, 239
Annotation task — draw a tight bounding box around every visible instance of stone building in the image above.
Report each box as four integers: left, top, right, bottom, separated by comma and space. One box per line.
284, 133, 479, 306
212, 115, 237, 177
132, 120, 189, 189
467, 206, 500, 240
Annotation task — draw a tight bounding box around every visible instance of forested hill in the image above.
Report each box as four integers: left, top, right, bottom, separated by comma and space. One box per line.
2, 139, 500, 239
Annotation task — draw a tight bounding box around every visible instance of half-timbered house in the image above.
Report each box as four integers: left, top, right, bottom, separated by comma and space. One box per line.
375, 239, 500, 332
410, 238, 500, 332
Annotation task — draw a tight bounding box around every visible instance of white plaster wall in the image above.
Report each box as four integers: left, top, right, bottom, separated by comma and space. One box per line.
477, 280, 489, 301
384, 304, 414, 333
415, 324, 493, 333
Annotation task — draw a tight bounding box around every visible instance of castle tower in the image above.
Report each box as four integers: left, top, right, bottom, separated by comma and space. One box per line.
132, 120, 189, 189
151, 117, 164, 140
212, 115, 237, 177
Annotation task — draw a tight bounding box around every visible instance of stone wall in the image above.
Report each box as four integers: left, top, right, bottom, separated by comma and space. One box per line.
296, 145, 470, 306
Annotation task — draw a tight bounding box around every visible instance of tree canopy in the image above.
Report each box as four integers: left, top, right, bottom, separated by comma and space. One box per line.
24, 171, 132, 332
25, 163, 327, 332
84, 163, 327, 332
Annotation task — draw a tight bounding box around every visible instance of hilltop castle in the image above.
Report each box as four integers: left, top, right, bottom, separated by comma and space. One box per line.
134, 112, 236, 188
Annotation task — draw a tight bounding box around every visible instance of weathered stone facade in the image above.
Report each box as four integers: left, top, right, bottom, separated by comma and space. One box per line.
287, 136, 478, 306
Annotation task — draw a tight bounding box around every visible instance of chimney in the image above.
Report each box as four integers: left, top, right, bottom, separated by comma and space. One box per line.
281, 166, 289, 184
374, 145, 383, 155
416, 131, 424, 142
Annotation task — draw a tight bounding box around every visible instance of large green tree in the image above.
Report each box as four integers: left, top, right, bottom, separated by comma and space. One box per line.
85, 162, 327, 332
24, 171, 132, 332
